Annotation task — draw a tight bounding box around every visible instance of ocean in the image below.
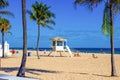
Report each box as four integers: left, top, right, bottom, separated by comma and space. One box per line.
10, 47, 120, 54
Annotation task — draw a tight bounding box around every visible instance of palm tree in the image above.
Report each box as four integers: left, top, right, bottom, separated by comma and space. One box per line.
0, 0, 13, 17
0, 18, 11, 58
27, 1, 55, 59
17, 0, 27, 77
0, 0, 13, 58
74, 0, 120, 76
102, 0, 120, 76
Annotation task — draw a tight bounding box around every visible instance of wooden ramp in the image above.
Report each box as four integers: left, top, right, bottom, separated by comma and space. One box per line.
0, 74, 38, 80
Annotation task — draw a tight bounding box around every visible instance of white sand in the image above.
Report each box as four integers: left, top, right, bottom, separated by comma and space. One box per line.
0, 50, 120, 80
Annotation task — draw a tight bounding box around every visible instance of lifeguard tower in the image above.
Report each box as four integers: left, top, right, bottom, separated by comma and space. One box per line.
48, 37, 72, 57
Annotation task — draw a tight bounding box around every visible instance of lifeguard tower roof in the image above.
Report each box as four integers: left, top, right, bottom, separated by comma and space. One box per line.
50, 37, 66, 41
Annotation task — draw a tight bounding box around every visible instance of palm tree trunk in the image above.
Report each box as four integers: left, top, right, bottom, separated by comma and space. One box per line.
36, 24, 40, 59
17, 0, 27, 77
2, 31, 4, 58
109, 0, 117, 76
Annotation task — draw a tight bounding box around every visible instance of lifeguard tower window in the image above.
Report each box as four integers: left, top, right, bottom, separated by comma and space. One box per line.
57, 41, 62, 46
53, 41, 55, 46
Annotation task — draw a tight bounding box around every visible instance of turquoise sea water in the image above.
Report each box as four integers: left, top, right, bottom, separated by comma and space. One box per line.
10, 48, 120, 54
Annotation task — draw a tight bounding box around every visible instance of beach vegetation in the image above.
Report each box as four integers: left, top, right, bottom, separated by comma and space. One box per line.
74, 0, 120, 76
27, 1, 55, 59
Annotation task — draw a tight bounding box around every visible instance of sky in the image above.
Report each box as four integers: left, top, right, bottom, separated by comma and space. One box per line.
0, 0, 120, 48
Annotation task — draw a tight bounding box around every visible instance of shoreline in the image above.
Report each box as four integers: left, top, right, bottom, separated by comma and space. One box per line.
9, 48, 120, 54
10, 49, 120, 55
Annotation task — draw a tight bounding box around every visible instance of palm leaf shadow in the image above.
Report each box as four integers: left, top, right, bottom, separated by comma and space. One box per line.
92, 74, 113, 77
0, 67, 61, 75
70, 72, 112, 78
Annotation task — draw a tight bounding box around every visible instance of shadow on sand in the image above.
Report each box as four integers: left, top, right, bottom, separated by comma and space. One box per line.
0, 67, 118, 79
70, 72, 117, 78
0, 67, 61, 75
92, 73, 118, 77
70, 72, 89, 75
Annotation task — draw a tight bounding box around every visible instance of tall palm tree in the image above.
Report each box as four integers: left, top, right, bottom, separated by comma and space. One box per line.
74, 0, 120, 76
0, 0, 13, 58
102, 0, 120, 76
0, 18, 11, 58
27, 1, 55, 59
17, 0, 27, 77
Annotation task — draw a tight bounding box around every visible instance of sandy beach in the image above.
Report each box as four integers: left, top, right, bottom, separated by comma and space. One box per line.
0, 50, 120, 80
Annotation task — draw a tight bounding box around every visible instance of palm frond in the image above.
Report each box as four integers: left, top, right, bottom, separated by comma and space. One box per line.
0, 11, 14, 17
5, 31, 12, 35
46, 25, 53, 29
45, 19, 55, 25
74, 0, 102, 10
0, 18, 11, 32
40, 21, 46, 27
102, 2, 111, 36
113, 0, 120, 14
0, 0, 8, 9
27, 10, 36, 20
28, 1, 55, 29
102, 16, 110, 35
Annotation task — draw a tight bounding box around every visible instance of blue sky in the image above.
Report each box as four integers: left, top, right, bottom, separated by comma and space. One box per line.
0, 0, 120, 48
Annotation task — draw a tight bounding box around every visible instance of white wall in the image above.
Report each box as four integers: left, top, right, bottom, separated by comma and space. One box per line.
0, 45, 2, 57
55, 46, 64, 51
0, 41, 11, 57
